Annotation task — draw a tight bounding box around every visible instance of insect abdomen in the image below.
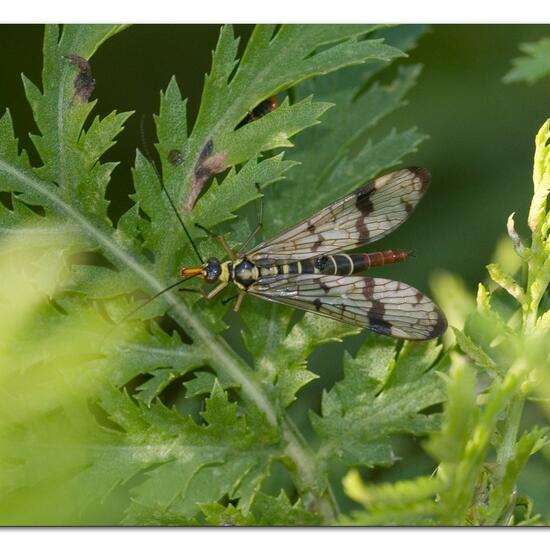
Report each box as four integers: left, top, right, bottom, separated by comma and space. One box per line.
258, 250, 410, 279
353, 250, 411, 272
313, 250, 410, 275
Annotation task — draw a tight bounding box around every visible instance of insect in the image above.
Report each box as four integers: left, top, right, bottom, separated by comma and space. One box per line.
167, 149, 185, 166
176, 167, 447, 340
237, 96, 279, 128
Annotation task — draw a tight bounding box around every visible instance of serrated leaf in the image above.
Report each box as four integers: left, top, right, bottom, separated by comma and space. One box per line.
192, 154, 297, 230
241, 302, 359, 406
172, 24, 408, 210
312, 336, 446, 469
216, 97, 333, 165
343, 469, 440, 509
200, 491, 321, 526
183, 371, 238, 398
426, 359, 478, 466
504, 37, 550, 85
0, 24, 432, 525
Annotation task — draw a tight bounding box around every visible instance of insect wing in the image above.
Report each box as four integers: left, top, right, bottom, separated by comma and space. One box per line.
247, 167, 430, 262
248, 274, 447, 340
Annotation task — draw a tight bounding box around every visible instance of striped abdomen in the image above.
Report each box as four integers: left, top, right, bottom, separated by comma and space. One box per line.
257, 250, 410, 278
315, 250, 410, 275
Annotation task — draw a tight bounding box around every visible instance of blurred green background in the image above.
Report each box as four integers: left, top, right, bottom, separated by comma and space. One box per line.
1, 24, 550, 522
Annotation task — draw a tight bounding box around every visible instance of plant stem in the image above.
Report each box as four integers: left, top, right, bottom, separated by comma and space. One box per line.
495, 395, 524, 481
282, 416, 339, 522
443, 358, 529, 524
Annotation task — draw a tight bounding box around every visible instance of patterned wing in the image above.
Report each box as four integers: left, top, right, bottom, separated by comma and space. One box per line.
248, 274, 447, 340
247, 167, 430, 262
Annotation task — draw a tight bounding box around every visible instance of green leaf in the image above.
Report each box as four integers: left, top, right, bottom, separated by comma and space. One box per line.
216, 96, 333, 166
183, 371, 238, 398
201, 491, 321, 526
337, 97, 550, 526
241, 302, 360, 406
344, 469, 440, 509
342, 469, 440, 525
426, 360, 477, 467
504, 37, 550, 84
487, 263, 525, 303
453, 327, 501, 378
312, 336, 446, 469
192, 154, 297, 230
430, 270, 476, 347
178, 24, 406, 210
14, 381, 280, 525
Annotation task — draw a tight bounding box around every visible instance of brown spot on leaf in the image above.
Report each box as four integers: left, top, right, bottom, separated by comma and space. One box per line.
64, 54, 95, 103
201, 153, 227, 175
197, 139, 214, 164
186, 139, 227, 211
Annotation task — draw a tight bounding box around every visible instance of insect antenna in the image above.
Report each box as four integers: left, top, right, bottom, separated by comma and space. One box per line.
112, 117, 205, 324
138, 114, 204, 264
117, 275, 200, 325
159, 177, 204, 264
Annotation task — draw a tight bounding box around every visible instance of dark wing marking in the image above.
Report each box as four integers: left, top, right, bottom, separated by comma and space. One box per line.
248, 273, 447, 340
247, 167, 430, 262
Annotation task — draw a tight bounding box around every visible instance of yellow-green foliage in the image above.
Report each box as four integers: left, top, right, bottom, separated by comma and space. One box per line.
343, 121, 550, 526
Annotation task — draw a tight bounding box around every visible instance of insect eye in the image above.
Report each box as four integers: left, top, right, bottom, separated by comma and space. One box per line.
204, 259, 221, 282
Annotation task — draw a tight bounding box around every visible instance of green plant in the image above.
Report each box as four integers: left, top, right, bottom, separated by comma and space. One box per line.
0, 24, 434, 525
0, 24, 548, 527
505, 36, 550, 84
342, 120, 550, 526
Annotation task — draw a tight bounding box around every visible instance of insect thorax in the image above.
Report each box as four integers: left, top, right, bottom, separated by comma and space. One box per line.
232, 258, 260, 289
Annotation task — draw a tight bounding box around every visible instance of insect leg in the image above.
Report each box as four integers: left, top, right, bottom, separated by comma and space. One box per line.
205, 281, 228, 300
237, 183, 264, 255
233, 291, 246, 312
195, 223, 236, 260
178, 286, 211, 300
